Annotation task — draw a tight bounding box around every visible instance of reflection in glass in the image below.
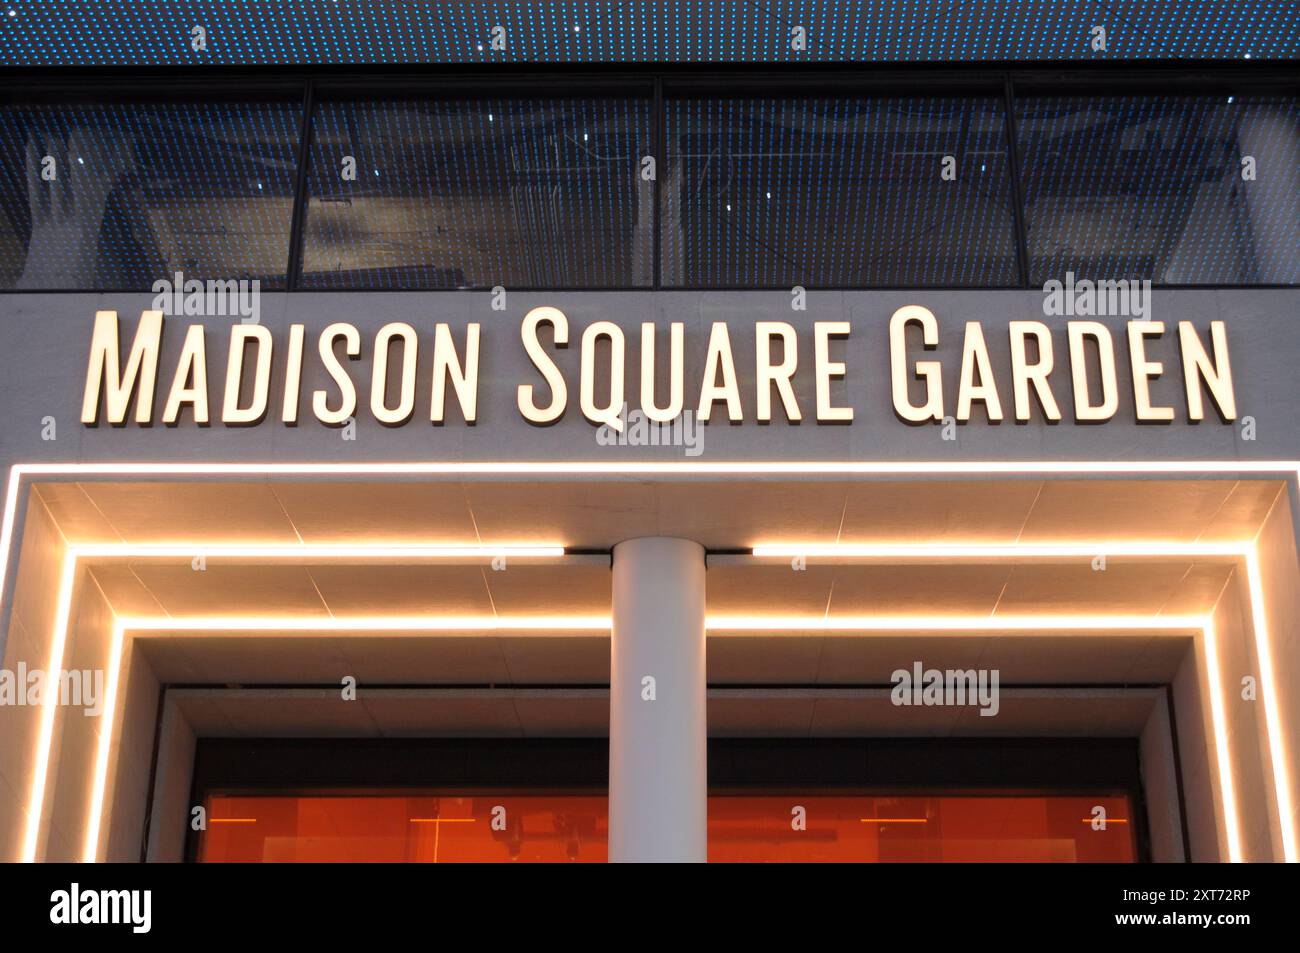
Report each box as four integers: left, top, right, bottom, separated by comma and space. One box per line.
1016, 95, 1300, 284
299, 98, 653, 289
662, 97, 1020, 287
0, 101, 300, 290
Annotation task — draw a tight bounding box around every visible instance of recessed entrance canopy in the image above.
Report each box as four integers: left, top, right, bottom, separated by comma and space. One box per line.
1, 473, 1295, 865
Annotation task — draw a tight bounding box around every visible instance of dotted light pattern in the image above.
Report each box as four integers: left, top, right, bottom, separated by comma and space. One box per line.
0, 1, 1295, 65
299, 98, 652, 289
1018, 95, 1300, 284
0, 101, 301, 289
663, 97, 1020, 287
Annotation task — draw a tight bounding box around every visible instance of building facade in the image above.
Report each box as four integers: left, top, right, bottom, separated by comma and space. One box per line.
0, 2, 1298, 863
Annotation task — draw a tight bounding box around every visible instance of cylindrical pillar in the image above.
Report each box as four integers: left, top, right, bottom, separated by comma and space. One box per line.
608, 536, 707, 862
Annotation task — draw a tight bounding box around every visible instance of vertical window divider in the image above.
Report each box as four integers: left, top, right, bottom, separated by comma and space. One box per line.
653, 74, 664, 290
1002, 73, 1032, 289
285, 77, 316, 291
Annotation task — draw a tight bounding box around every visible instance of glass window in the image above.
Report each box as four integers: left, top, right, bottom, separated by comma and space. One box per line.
198, 795, 609, 863
708, 795, 1136, 862
0, 100, 300, 290
1016, 95, 1300, 285
198, 792, 1137, 862
662, 96, 1020, 288
299, 97, 653, 289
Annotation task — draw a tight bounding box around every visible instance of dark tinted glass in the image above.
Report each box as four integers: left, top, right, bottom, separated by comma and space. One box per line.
0, 101, 300, 290
662, 97, 1020, 287
299, 98, 653, 289
1016, 95, 1300, 285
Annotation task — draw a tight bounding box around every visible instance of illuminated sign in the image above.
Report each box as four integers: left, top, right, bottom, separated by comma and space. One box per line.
80, 306, 1236, 429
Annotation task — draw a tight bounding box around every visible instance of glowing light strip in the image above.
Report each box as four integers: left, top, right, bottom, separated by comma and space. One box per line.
1245, 549, 1297, 862
9, 460, 1300, 476
706, 615, 1204, 632
1201, 619, 1243, 863
71, 543, 566, 560
19, 552, 76, 864
752, 542, 1249, 559
105, 614, 1208, 633
121, 616, 612, 633
82, 619, 124, 864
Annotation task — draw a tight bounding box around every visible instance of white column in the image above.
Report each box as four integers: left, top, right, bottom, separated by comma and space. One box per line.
608, 536, 707, 862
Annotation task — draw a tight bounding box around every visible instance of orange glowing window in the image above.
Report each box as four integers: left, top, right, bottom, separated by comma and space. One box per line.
198, 793, 1136, 862
707, 795, 1136, 862
200, 796, 608, 862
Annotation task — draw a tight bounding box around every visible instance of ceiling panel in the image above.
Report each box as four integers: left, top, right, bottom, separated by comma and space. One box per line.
810, 693, 963, 736
993, 561, 1196, 616
1122, 636, 1199, 683
1016, 480, 1237, 543
79, 482, 300, 543
89, 555, 1232, 620
495, 636, 610, 684
308, 564, 493, 616
330, 637, 512, 685
973, 634, 1186, 682
38, 478, 1281, 550
169, 686, 1163, 740
512, 693, 609, 737
808, 688, 1159, 737
87, 564, 168, 616
947, 691, 1157, 737
708, 635, 826, 684
653, 482, 848, 546
359, 693, 525, 737
485, 564, 611, 615
707, 565, 836, 616
838, 480, 1042, 544
1158, 563, 1236, 616
709, 695, 816, 737
127, 564, 330, 617
32, 483, 120, 543
461, 482, 660, 548
213, 692, 382, 737
827, 565, 1013, 615
273, 481, 480, 543
813, 635, 990, 685
137, 636, 353, 683
1198, 482, 1285, 542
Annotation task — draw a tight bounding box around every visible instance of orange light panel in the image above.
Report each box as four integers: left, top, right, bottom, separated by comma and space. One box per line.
198, 793, 1136, 863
